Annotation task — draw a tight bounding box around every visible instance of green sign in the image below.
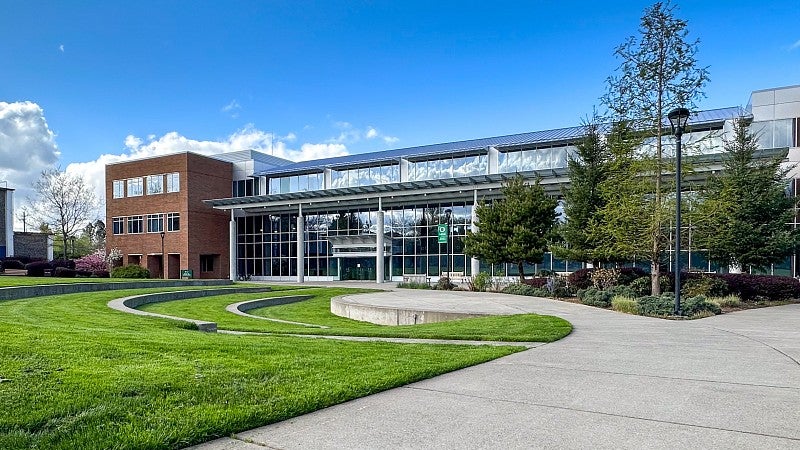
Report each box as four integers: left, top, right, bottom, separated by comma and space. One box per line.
180, 269, 193, 279
437, 224, 449, 244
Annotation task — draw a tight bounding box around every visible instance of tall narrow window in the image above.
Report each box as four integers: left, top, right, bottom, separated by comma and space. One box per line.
127, 178, 143, 197
147, 214, 164, 233
166, 172, 180, 193
127, 216, 143, 234
112, 180, 125, 199
167, 212, 180, 231
147, 175, 164, 194
112, 217, 124, 234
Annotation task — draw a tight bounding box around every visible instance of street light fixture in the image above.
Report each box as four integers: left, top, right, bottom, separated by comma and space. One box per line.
668, 107, 690, 316
160, 231, 166, 279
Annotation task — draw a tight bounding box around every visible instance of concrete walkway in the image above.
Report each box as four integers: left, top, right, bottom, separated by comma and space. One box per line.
193, 289, 800, 449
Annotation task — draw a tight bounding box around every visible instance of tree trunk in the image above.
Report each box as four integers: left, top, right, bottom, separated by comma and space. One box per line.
651, 260, 660, 295
518, 261, 525, 284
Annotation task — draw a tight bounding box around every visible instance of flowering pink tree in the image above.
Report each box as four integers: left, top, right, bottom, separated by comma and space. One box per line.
75, 249, 108, 272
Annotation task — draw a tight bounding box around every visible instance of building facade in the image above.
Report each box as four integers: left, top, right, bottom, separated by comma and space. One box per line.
106, 152, 235, 278
106, 85, 800, 283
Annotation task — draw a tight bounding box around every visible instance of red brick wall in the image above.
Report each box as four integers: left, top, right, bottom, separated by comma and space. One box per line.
106, 152, 232, 278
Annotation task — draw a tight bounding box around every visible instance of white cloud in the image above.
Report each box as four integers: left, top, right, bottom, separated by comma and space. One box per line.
59, 44, 64, 53
329, 122, 399, 146
790, 39, 800, 50
65, 124, 350, 222
221, 99, 241, 118
0, 101, 61, 219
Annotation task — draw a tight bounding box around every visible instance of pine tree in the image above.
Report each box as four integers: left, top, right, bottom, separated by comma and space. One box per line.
464, 175, 557, 282
554, 119, 611, 266
691, 118, 798, 271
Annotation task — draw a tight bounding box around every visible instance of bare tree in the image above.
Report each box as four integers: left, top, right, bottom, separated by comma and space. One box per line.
30, 169, 97, 259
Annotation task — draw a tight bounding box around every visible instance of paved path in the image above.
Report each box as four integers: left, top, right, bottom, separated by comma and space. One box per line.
194, 290, 800, 449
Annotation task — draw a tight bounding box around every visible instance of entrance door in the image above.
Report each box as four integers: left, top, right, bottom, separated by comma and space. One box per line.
340, 257, 375, 281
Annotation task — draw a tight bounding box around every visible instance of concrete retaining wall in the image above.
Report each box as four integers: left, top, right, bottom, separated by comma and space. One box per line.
108, 286, 273, 332
0, 279, 233, 301
331, 295, 489, 326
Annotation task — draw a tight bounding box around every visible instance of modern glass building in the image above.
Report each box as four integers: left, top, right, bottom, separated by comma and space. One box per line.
203, 85, 800, 283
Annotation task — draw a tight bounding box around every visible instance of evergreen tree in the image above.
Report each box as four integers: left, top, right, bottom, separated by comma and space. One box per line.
587, 122, 652, 264
553, 119, 611, 266
464, 175, 557, 282
691, 118, 798, 271
601, 0, 709, 293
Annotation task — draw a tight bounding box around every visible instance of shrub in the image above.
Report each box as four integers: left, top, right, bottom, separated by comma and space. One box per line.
629, 277, 651, 296
521, 277, 548, 288
577, 287, 613, 308
396, 281, 431, 289
531, 287, 553, 297
75, 250, 109, 273
682, 276, 728, 298
716, 273, 800, 302
682, 295, 722, 317
611, 296, 639, 314
92, 270, 111, 278
708, 295, 741, 308
502, 284, 539, 296
75, 270, 93, 277
467, 272, 492, 292
50, 259, 76, 270
2, 259, 25, 270
433, 276, 456, 290
590, 268, 619, 289
111, 265, 150, 279
618, 267, 648, 286
567, 268, 593, 290
54, 267, 76, 278
636, 294, 675, 317
25, 261, 51, 277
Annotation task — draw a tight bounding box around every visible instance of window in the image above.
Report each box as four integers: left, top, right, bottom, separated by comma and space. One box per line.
112, 217, 124, 234
167, 212, 180, 231
127, 178, 143, 197
147, 175, 164, 195
147, 213, 163, 233
166, 173, 180, 193
112, 180, 125, 199
127, 216, 143, 234
200, 255, 215, 272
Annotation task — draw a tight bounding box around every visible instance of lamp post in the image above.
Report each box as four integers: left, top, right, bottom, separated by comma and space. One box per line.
444, 209, 452, 278
668, 107, 690, 316
160, 231, 166, 279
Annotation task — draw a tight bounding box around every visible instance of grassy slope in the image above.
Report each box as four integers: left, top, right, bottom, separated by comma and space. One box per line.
0, 287, 523, 449
140, 287, 573, 342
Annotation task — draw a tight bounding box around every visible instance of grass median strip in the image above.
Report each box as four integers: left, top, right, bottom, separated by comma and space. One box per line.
139, 287, 573, 342
0, 286, 535, 449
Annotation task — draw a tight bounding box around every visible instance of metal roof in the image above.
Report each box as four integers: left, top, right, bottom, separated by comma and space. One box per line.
256, 106, 746, 177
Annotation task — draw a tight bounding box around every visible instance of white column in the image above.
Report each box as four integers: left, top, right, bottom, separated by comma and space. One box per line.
471, 190, 481, 276
229, 210, 237, 281
376, 210, 385, 284
296, 209, 304, 283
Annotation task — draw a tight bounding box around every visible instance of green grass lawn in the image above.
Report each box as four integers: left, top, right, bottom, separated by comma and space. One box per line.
140, 287, 573, 342
0, 286, 552, 449
0, 275, 208, 287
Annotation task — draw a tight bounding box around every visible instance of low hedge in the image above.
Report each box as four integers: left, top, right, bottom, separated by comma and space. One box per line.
111, 265, 151, 279
54, 267, 76, 278
25, 261, 51, 277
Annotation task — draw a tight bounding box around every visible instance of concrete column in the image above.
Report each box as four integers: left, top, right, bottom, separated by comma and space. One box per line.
229, 211, 237, 281
296, 213, 304, 283
470, 190, 480, 276
376, 210, 385, 284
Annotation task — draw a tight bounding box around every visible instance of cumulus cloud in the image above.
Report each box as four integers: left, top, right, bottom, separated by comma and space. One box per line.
0, 101, 60, 209
59, 44, 64, 53
65, 124, 350, 220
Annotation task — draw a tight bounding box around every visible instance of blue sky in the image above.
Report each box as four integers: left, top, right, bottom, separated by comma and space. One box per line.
1, 0, 799, 211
